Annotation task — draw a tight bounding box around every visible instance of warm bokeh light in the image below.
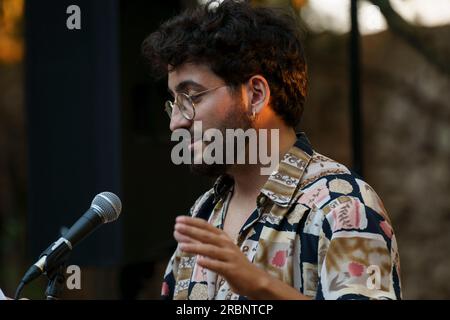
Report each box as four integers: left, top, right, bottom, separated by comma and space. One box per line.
0, 0, 24, 64
197, 0, 450, 35
391, 0, 450, 26
301, 0, 450, 34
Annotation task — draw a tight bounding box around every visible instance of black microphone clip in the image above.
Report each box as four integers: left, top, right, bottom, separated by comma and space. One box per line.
22, 237, 72, 285
15, 238, 72, 300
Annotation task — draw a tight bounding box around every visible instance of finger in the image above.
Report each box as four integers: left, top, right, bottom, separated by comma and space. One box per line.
179, 243, 230, 262
173, 230, 200, 244
196, 255, 228, 275
175, 222, 229, 247
176, 216, 222, 234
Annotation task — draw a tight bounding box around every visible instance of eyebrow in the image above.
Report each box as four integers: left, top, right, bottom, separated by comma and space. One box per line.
167, 80, 207, 97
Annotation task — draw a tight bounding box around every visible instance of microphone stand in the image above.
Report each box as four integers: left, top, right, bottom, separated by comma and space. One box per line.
38, 236, 72, 299
45, 263, 68, 300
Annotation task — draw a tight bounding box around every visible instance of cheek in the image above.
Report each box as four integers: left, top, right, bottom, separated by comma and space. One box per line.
194, 110, 222, 131
195, 97, 237, 126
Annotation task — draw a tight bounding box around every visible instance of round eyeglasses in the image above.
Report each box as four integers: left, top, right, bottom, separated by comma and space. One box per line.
165, 85, 227, 120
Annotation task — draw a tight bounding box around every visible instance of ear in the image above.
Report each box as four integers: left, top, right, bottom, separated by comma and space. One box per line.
244, 75, 270, 117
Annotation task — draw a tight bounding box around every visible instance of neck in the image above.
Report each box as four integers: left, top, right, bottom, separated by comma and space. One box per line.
228, 126, 297, 200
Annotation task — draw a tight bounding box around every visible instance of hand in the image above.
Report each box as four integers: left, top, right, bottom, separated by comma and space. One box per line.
174, 216, 270, 298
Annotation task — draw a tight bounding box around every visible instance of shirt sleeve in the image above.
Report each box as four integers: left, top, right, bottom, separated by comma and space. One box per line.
161, 251, 178, 300
160, 189, 215, 300
314, 176, 402, 300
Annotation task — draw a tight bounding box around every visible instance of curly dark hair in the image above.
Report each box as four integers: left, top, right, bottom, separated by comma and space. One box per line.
142, 0, 308, 128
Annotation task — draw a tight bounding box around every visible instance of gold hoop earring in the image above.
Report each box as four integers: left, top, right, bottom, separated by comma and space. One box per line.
251, 109, 256, 120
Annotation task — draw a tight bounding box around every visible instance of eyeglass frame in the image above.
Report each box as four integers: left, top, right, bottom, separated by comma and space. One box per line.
165, 85, 228, 120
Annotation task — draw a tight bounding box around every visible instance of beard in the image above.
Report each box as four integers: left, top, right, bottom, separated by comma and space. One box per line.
189, 103, 253, 178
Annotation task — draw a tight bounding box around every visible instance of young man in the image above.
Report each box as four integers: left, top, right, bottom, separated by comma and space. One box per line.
142, 0, 401, 300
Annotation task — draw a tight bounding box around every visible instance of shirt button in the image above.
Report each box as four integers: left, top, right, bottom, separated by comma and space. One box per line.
258, 196, 266, 206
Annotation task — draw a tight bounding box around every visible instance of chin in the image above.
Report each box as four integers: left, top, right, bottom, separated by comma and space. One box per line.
189, 163, 229, 178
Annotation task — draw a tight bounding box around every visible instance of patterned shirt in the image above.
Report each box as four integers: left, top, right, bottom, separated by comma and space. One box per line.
161, 132, 402, 300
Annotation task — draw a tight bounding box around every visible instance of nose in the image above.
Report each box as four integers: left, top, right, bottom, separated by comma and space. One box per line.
169, 107, 192, 132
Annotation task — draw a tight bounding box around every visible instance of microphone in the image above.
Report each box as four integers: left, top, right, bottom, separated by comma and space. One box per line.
16, 192, 122, 297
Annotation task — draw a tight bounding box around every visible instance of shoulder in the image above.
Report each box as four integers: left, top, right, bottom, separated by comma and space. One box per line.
294, 152, 401, 299
298, 152, 392, 230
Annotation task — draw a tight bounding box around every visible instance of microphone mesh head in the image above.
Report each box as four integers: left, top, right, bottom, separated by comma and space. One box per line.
91, 192, 122, 223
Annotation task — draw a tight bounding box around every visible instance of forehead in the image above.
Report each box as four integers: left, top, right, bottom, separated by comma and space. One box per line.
167, 63, 220, 90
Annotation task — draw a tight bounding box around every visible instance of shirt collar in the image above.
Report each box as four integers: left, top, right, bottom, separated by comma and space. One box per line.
259, 132, 313, 207
212, 174, 234, 204
212, 132, 313, 208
